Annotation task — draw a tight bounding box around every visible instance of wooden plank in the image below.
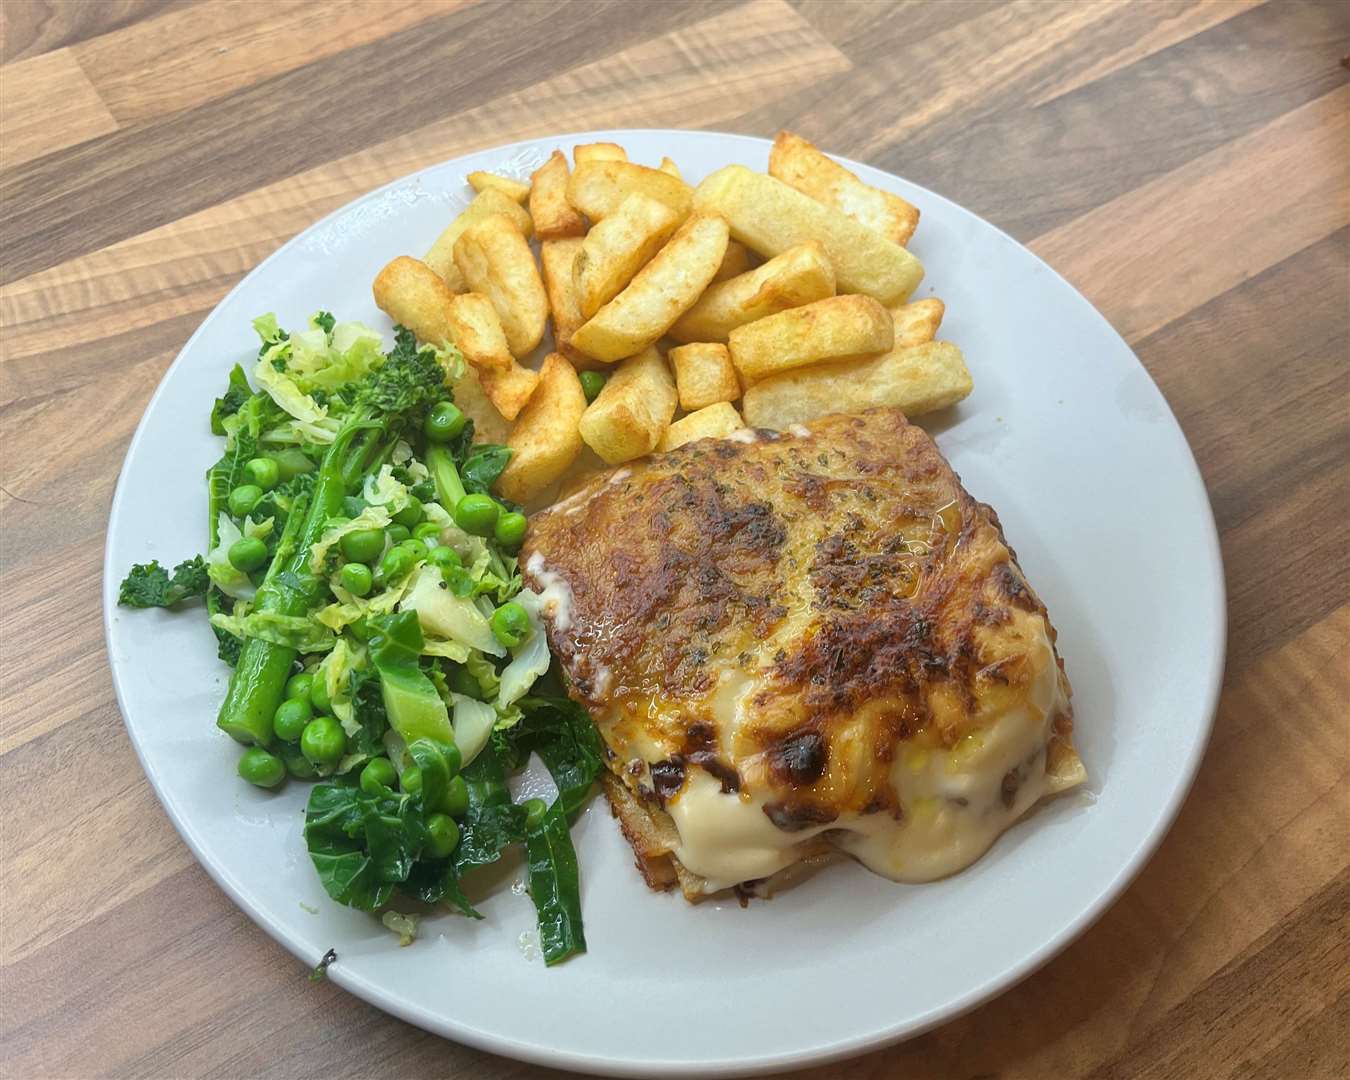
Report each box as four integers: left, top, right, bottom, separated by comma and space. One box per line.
788, 0, 1006, 52
0, 313, 203, 567
1031, 86, 1350, 343
896, 0, 1350, 241
0, 0, 847, 369
0, 0, 739, 285
0, 47, 117, 167
0, 0, 188, 65
740, 0, 1262, 168
1084, 877, 1349, 1079
1029, 0, 1268, 106
72, 0, 464, 124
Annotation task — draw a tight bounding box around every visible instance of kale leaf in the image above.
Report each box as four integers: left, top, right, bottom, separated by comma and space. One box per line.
118, 556, 211, 608
526, 800, 586, 965
460, 444, 513, 496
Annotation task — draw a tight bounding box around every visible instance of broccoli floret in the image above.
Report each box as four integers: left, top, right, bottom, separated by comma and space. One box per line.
118, 556, 210, 608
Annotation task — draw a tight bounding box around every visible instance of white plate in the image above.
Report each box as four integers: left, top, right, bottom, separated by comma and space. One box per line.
103, 130, 1224, 1077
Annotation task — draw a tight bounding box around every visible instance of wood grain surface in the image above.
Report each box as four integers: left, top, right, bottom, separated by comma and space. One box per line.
2, 1, 1347, 1077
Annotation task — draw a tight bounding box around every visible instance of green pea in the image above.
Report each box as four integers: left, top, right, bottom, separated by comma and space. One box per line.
310, 673, 332, 714
401, 765, 423, 796
227, 536, 268, 573
228, 484, 263, 517
441, 774, 470, 818
426, 545, 461, 572
425, 813, 461, 859
579, 370, 607, 403
339, 527, 385, 564
424, 401, 467, 443
444, 565, 475, 596
285, 672, 314, 701
490, 601, 531, 648
493, 511, 527, 550
300, 716, 345, 765
378, 545, 414, 584
238, 747, 285, 789
339, 561, 373, 597
275, 745, 315, 779
413, 521, 442, 544
272, 697, 312, 742
347, 616, 371, 644
397, 538, 427, 558
273, 448, 316, 481
523, 797, 548, 830
360, 757, 398, 795
453, 493, 500, 537
387, 524, 411, 545
448, 664, 481, 699
243, 457, 280, 491
393, 497, 423, 529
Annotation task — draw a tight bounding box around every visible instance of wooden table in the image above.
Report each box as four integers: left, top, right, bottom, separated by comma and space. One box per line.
2, 1, 1347, 1076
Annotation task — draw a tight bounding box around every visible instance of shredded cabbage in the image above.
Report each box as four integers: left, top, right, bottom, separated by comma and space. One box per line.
400, 566, 505, 656
420, 638, 471, 662
363, 465, 412, 512
451, 695, 497, 767
319, 638, 365, 731
253, 355, 328, 425
210, 609, 335, 652
498, 590, 550, 708
315, 570, 416, 632
206, 512, 273, 600
309, 504, 393, 573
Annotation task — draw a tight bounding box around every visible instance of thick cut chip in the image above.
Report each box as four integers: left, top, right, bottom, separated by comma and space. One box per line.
658, 156, 682, 180
694, 165, 922, 304
466, 171, 530, 203
521, 409, 1079, 900
571, 213, 730, 363
574, 193, 682, 319
670, 241, 835, 344
656, 401, 745, 451
711, 240, 753, 283
496, 353, 586, 504
372, 256, 457, 346
452, 365, 512, 445
567, 160, 693, 224
530, 150, 586, 240
425, 188, 533, 290
740, 341, 972, 429
540, 238, 602, 369
453, 213, 548, 357
669, 342, 740, 411
769, 131, 920, 246
574, 142, 627, 164
577, 346, 678, 464
728, 294, 893, 384
442, 293, 538, 421
892, 297, 945, 347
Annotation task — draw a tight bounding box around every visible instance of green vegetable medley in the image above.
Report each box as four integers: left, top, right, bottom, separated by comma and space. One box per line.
119, 312, 602, 965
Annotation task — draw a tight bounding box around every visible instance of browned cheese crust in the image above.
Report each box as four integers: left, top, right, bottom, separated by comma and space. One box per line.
523, 408, 1076, 895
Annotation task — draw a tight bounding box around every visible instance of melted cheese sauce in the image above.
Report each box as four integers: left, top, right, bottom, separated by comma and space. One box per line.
664, 624, 1068, 892
524, 552, 575, 632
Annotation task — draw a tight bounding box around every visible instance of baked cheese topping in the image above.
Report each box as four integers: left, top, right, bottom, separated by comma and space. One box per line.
665, 623, 1066, 892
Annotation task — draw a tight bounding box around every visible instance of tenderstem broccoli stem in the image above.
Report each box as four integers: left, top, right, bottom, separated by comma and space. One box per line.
216, 424, 371, 746
426, 445, 466, 508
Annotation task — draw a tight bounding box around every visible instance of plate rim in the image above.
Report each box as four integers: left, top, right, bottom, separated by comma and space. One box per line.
102, 127, 1227, 1078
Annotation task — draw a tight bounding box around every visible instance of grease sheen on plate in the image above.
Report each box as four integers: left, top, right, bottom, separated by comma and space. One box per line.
104, 129, 1223, 1078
